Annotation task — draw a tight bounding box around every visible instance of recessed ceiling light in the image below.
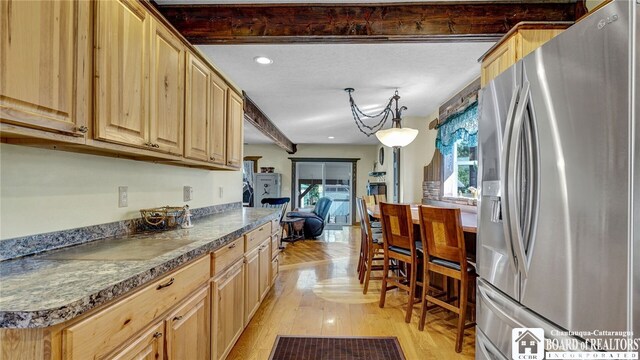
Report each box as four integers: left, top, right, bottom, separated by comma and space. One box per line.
328, 136, 335, 139
254, 56, 273, 65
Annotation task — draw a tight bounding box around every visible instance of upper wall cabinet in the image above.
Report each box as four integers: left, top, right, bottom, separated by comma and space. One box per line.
209, 73, 228, 166
184, 52, 211, 162
226, 91, 244, 169
480, 22, 571, 87
95, 0, 186, 155
94, 0, 150, 147
0, 0, 90, 137
149, 18, 185, 155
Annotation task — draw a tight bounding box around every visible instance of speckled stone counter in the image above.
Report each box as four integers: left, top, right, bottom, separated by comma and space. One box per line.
0, 207, 280, 329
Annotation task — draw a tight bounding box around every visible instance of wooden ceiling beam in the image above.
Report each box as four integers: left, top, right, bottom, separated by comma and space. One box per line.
155, 2, 585, 44
243, 93, 297, 154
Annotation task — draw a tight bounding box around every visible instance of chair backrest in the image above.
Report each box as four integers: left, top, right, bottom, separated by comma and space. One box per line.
379, 202, 415, 252
356, 197, 374, 241
261, 197, 290, 222
364, 195, 376, 207
313, 197, 333, 221
417, 206, 466, 264
375, 194, 387, 204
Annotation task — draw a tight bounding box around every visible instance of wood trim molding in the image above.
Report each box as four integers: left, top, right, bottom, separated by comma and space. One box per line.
243, 93, 297, 154
438, 78, 481, 125
155, 2, 584, 44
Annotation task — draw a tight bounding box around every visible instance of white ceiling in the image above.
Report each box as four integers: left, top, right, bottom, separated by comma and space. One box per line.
200, 42, 491, 144
243, 120, 273, 144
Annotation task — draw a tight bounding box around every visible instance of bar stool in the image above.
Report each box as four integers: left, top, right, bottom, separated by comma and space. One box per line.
417, 205, 476, 353
356, 197, 384, 294
378, 202, 420, 323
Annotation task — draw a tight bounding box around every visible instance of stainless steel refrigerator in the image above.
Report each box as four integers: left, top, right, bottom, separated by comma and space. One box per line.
477, 1, 638, 358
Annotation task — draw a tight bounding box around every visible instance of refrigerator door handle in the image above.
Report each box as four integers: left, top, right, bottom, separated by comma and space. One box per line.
477, 329, 509, 360
478, 280, 525, 328
500, 87, 521, 273
507, 81, 531, 277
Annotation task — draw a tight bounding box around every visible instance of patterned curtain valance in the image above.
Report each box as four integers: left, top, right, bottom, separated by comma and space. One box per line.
435, 102, 478, 155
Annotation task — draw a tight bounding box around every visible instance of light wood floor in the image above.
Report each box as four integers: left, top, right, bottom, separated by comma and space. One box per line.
227, 226, 476, 359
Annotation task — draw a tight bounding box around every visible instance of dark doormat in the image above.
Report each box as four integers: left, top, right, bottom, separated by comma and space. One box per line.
269, 335, 406, 360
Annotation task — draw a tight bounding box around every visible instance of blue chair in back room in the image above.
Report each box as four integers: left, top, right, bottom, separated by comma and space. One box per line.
286, 197, 333, 238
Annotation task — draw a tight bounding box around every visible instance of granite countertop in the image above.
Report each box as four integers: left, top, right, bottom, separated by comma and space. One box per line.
0, 208, 280, 329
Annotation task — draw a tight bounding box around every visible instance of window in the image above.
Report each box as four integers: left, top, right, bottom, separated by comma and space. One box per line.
521, 341, 526, 346
530, 341, 536, 346
443, 140, 478, 199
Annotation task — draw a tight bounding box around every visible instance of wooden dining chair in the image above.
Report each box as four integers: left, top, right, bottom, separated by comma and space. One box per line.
378, 202, 420, 323
364, 195, 376, 207
374, 194, 387, 204
417, 205, 476, 353
356, 197, 384, 294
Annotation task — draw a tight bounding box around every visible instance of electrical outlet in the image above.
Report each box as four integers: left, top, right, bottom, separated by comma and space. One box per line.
218, 186, 223, 198
118, 186, 128, 208
184, 186, 193, 202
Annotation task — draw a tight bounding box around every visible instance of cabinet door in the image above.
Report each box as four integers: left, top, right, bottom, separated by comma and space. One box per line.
165, 286, 210, 360
226, 90, 244, 168
258, 239, 271, 301
209, 73, 227, 165
212, 260, 245, 360
184, 53, 210, 161
149, 18, 184, 155
95, 0, 150, 147
480, 35, 517, 87
0, 0, 88, 136
108, 322, 164, 360
244, 247, 260, 325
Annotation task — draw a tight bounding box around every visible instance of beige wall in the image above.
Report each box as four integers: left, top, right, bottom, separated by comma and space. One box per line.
586, 0, 606, 11
243, 143, 377, 210
0, 144, 242, 239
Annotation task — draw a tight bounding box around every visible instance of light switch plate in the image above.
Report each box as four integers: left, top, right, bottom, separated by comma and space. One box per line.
183, 186, 193, 202
118, 186, 128, 208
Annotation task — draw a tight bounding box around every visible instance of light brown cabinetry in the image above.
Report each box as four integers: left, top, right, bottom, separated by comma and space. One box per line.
94, 0, 150, 147
165, 286, 210, 360
211, 259, 245, 360
480, 22, 571, 87
258, 239, 271, 301
209, 73, 228, 166
226, 90, 244, 168
108, 322, 164, 360
244, 246, 261, 325
149, 18, 185, 155
0, 0, 90, 137
184, 52, 211, 161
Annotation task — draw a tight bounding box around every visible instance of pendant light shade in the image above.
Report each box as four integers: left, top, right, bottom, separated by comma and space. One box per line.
375, 127, 419, 147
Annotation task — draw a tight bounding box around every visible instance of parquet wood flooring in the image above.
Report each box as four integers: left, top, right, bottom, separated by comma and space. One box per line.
227, 226, 476, 360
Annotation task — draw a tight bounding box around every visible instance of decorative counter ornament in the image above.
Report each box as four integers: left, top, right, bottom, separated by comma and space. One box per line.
140, 206, 187, 231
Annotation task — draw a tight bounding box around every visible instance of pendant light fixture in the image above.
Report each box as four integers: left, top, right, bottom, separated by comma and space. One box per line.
345, 88, 418, 147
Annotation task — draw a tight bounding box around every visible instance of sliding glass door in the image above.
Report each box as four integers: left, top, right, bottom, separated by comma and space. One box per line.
294, 161, 353, 227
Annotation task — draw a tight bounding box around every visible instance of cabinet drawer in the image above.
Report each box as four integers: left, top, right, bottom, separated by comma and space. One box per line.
271, 234, 280, 259
271, 218, 280, 233
212, 237, 243, 276
244, 222, 271, 252
271, 258, 279, 285
62, 256, 210, 360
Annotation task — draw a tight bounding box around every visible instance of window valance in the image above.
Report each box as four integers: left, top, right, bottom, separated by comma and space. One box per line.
435, 102, 478, 155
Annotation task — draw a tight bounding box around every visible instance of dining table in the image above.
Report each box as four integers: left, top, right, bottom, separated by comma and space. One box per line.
366, 203, 477, 234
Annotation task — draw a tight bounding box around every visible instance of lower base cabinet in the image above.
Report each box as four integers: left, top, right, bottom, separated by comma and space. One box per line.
108, 322, 165, 360
211, 259, 245, 360
165, 286, 210, 360
244, 246, 261, 325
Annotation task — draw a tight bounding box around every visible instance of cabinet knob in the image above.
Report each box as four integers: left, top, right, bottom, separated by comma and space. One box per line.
145, 142, 153, 147
173, 315, 183, 321
229, 243, 237, 249
210, 156, 216, 161
153, 143, 160, 148
156, 277, 175, 290
76, 126, 88, 134
153, 332, 163, 339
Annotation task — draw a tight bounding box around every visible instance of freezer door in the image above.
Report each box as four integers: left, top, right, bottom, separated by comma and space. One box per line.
477, 279, 586, 359
519, 0, 631, 334
478, 65, 520, 300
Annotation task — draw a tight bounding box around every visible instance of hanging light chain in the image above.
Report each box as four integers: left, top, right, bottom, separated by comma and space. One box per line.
346, 89, 394, 137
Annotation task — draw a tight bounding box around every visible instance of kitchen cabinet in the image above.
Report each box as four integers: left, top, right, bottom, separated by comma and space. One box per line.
226, 90, 244, 169
209, 73, 228, 166
244, 246, 261, 325
108, 322, 164, 360
480, 22, 571, 87
184, 52, 211, 162
165, 286, 210, 360
258, 239, 271, 301
94, 0, 150, 147
149, 17, 185, 155
211, 259, 245, 360
0, 0, 90, 137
